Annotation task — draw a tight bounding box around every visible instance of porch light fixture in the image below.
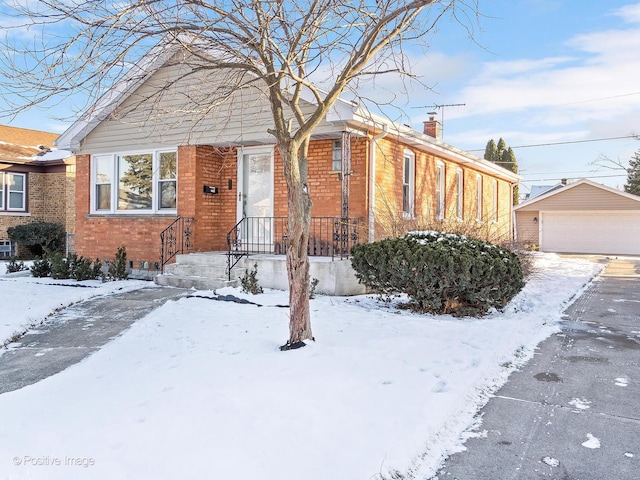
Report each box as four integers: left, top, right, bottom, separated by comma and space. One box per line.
533, 217, 538, 224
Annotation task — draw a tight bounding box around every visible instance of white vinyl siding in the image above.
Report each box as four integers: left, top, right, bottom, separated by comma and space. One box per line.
78, 52, 336, 154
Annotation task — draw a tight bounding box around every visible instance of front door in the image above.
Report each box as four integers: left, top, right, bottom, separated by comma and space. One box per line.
237, 146, 274, 249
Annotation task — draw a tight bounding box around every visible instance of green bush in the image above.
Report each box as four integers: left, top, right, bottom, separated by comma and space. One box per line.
69, 254, 103, 281
5, 257, 26, 274
7, 222, 65, 257
30, 257, 52, 278
50, 252, 71, 279
240, 263, 263, 294
106, 246, 128, 281
350, 231, 525, 316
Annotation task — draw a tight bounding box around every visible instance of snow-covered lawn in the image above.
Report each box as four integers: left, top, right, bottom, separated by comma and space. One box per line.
0, 266, 148, 347
0, 253, 603, 480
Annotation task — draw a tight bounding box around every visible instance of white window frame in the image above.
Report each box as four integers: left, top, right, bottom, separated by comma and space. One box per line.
90, 148, 178, 215
476, 174, 483, 222
455, 168, 463, 220
0, 240, 15, 258
0, 172, 4, 210
402, 150, 415, 218
6, 172, 26, 211
332, 139, 342, 172
492, 178, 499, 223
435, 161, 445, 221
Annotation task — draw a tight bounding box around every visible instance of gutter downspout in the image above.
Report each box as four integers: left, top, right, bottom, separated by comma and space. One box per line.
368, 124, 389, 242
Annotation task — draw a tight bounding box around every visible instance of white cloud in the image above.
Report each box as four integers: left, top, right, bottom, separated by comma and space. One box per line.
611, 3, 640, 22
439, 9, 640, 137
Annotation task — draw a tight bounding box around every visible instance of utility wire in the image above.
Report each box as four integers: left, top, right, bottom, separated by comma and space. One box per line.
468, 134, 638, 152
523, 173, 627, 182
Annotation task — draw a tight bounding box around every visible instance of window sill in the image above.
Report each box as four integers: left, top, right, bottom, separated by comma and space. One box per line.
87, 212, 178, 218
0, 211, 30, 217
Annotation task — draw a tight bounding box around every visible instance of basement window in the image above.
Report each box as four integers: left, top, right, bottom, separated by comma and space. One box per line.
0, 240, 15, 258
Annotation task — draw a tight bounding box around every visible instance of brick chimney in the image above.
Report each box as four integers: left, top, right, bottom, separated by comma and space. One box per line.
423, 112, 441, 139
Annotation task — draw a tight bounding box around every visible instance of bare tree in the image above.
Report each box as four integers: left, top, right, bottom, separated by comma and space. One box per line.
0, 0, 476, 349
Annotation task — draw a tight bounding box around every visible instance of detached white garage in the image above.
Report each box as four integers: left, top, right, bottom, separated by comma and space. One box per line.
515, 179, 640, 255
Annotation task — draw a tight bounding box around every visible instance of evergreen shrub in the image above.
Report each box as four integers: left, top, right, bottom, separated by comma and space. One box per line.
69, 254, 103, 281
240, 263, 263, 294
5, 257, 26, 274
107, 246, 129, 280
50, 251, 71, 279
30, 257, 51, 278
350, 231, 525, 316
7, 222, 65, 257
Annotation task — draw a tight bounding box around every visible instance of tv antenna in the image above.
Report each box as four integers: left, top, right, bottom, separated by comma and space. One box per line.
413, 103, 466, 140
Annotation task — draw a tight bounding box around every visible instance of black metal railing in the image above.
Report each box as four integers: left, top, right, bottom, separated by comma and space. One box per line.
160, 217, 194, 270
226, 216, 361, 279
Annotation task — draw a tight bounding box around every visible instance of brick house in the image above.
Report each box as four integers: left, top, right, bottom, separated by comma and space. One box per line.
0, 125, 75, 258
56, 40, 519, 277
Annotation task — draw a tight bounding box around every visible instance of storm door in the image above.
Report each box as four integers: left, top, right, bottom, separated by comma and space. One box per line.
236, 146, 274, 250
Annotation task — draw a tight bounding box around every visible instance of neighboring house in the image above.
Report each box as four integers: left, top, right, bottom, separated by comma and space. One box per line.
515, 178, 640, 255
56, 39, 519, 277
0, 125, 75, 258
524, 183, 564, 201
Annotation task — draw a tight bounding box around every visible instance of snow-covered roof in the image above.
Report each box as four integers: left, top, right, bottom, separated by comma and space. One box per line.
0, 125, 71, 164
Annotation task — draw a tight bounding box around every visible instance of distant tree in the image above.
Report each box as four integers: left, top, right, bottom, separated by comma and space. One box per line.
484, 138, 519, 204
484, 139, 498, 163
625, 150, 640, 196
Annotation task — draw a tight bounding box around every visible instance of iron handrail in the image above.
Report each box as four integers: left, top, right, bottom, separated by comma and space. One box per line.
160, 217, 194, 270
225, 216, 361, 279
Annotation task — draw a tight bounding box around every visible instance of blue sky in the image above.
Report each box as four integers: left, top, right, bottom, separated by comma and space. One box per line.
408, 1, 640, 194
3, 1, 640, 195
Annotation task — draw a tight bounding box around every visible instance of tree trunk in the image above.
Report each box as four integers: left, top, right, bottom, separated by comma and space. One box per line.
280, 138, 313, 349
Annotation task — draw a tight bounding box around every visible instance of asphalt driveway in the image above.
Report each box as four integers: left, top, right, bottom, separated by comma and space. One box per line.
433, 256, 640, 480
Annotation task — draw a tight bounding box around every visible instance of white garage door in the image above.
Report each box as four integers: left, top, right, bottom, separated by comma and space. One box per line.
540, 211, 640, 255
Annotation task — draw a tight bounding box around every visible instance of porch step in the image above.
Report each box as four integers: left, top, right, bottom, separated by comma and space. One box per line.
155, 273, 238, 290
155, 252, 239, 290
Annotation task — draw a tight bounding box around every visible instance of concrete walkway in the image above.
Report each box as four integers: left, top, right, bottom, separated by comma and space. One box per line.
0, 286, 188, 395
433, 257, 640, 479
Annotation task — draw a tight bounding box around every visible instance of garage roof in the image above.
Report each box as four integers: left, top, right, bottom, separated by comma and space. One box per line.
515, 178, 640, 211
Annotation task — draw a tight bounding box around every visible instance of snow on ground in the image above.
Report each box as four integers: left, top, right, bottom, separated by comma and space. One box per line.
0, 253, 603, 479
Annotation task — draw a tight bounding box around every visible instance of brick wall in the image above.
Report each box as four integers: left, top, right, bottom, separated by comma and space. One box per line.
75, 147, 239, 267
1, 165, 75, 252
273, 137, 369, 220
72, 136, 513, 267
372, 136, 514, 241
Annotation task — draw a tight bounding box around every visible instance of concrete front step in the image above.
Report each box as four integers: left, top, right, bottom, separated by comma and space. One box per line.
173, 252, 229, 266
156, 252, 239, 290
155, 251, 366, 296
164, 263, 228, 278
155, 273, 238, 290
